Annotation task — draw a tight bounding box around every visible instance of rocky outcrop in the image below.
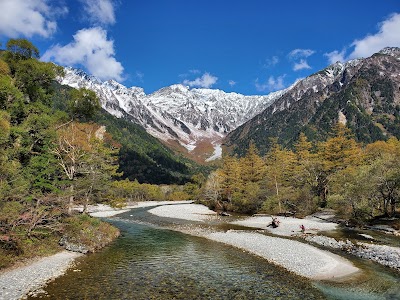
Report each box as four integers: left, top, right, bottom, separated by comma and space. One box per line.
59, 236, 89, 254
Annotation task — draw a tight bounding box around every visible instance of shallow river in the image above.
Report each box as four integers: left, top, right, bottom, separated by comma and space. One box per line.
29, 206, 400, 300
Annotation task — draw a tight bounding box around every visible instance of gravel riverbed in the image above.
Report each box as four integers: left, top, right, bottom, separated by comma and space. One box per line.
305, 235, 400, 271
205, 230, 359, 280
149, 203, 360, 280
0, 251, 82, 300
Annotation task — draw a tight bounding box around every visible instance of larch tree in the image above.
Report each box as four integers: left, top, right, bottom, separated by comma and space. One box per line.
219, 154, 242, 204
317, 123, 362, 207
240, 141, 266, 184
264, 139, 295, 213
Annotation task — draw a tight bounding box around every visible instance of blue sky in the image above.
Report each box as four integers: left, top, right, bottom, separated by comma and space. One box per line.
0, 0, 399, 95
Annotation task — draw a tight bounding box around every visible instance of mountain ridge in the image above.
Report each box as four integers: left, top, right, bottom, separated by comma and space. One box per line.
224, 47, 400, 155
60, 68, 288, 161
60, 47, 400, 159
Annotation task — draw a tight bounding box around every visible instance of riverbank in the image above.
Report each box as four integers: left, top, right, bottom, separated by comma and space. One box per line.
232, 215, 338, 236
0, 251, 82, 300
0, 201, 193, 300
148, 203, 360, 280
76, 200, 194, 218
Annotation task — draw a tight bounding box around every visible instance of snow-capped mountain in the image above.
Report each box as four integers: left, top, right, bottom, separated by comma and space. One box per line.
61, 67, 288, 161
225, 47, 400, 155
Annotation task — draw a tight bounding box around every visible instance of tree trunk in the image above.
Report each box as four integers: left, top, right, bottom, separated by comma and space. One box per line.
274, 175, 281, 213
83, 184, 93, 214
390, 197, 396, 217
68, 184, 74, 215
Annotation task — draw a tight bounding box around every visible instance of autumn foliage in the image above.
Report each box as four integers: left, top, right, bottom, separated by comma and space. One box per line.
201, 124, 400, 221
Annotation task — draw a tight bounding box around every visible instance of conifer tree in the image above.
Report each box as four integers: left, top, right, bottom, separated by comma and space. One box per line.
264, 138, 295, 213
317, 123, 362, 207
240, 141, 265, 183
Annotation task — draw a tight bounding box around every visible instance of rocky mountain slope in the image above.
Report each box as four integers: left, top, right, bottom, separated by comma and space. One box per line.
60, 69, 287, 161
224, 47, 400, 155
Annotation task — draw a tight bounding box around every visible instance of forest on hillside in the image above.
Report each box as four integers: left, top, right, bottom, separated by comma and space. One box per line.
0, 39, 203, 268
200, 125, 400, 224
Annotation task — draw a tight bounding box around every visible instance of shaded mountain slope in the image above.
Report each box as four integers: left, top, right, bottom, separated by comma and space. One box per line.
224, 48, 400, 155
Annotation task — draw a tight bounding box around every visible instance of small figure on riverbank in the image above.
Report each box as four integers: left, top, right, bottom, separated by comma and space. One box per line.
267, 217, 280, 228
300, 224, 305, 233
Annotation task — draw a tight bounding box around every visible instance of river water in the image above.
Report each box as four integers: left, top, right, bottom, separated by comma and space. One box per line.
29, 206, 400, 300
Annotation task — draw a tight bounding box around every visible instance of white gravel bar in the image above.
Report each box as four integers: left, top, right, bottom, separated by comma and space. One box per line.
0, 251, 82, 300
233, 216, 338, 236
148, 203, 217, 222
148, 203, 359, 280
206, 230, 359, 280
75, 201, 193, 218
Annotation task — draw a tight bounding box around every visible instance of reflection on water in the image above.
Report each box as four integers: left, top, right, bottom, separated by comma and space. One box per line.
28, 206, 400, 300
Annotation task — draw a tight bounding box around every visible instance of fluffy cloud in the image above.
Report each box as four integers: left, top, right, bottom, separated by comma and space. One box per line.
228, 80, 236, 87
183, 73, 218, 88
42, 27, 124, 81
324, 49, 346, 64
255, 75, 286, 92
288, 48, 315, 71
288, 49, 315, 59
349, 13, 400, 59
293, 59, 311, 71
0, 0, 67, 38
80, 0, 116, 25
325, 13, 400, 64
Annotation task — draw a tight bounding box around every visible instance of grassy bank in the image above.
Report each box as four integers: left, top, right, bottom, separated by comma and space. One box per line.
0, 214, 119, 270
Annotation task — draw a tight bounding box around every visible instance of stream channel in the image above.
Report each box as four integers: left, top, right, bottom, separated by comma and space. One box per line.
29, 204, 400, 300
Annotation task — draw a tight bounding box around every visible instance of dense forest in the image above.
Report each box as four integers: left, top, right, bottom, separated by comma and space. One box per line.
200, 125, 400, 223
0, 39, 204, 268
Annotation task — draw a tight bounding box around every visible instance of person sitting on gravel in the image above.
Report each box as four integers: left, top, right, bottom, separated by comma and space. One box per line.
267, 217, 280, 228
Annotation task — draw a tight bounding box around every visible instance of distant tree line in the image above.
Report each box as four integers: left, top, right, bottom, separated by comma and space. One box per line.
200, 124, 400, 223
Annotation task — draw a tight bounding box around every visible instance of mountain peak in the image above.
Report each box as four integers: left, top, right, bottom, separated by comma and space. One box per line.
378, 46, 400, 57
103, 79, 125, 90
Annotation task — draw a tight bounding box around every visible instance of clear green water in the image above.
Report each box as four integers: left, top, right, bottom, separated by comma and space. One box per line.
28, 206, 400, 300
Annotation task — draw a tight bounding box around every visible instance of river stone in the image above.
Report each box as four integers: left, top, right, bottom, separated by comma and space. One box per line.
59, 236, 89, 254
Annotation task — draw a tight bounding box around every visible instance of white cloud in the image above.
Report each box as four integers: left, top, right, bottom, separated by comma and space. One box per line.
255, 75, 286, 92
0, 0, 67, 38
80, 0, 116, 25
264, 56, 279, 68
324, 49, 346, 64
288, 48, 315, 59
349, 13, 400, 59
228, 80, 236, 86
325, 13, 400, 65
288, 49, 314, 72
42, 27, 124, 81
293, 59, 312, 71
183, 73, 218, 88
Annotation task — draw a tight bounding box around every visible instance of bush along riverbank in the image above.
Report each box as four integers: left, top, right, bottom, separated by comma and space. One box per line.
0, 214, 120, 270
59, 214, 120, 254
0, 213, 119, 300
